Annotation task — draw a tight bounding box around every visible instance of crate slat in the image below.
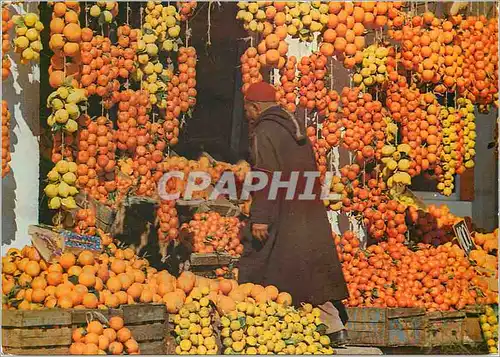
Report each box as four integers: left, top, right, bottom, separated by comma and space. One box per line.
388, 315, 427, 330
425, 318, 464, 346
387, 329, 426, 347
71, 309, 114, 325
2, 327, 72, 348
139, 340, 166, 355
121, 304, 167, 324
190, 253, 236, 267
2, 309, 72, 327
346, 329, 387, 346
3, 346, 70, 355
128, 322, 166, 342
387, 307, 426, 319
346, 307, 386, 323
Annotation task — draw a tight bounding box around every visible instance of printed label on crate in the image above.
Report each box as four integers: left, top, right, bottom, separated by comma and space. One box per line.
61, 230, 102, 252
453, 220, 475, 255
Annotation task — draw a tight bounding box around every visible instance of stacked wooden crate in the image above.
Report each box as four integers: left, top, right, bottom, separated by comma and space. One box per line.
2, 304, 168, 355
346, 306, 485, 348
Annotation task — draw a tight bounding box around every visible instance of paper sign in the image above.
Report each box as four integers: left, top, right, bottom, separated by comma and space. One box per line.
453, 220, 476, 255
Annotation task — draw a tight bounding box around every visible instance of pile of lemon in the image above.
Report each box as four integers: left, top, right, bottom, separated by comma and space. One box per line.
220, 301, 334, 355
12, 13, 44, 64
172, 287, 219, 355
381, 143, 413, 189
44, 160, 79, 211
46, 86, 87, 134
480, 305, 498, 354
353, 44, 389, 90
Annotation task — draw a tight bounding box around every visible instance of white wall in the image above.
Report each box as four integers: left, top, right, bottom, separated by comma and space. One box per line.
1, 3, 40, 251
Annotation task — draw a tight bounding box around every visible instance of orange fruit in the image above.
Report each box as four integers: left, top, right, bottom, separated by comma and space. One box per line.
78, 272, 96, 288
82, 293, 98, 309
59, 252, 76, 270
103, 328, 117, 342
116, 327, 131, 343
108, 341, 124, 355
109, 316, 124, 331
63, 23, 81, 42
78, 251, 95, 266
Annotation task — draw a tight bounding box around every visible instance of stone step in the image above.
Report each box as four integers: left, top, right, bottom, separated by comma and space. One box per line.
335, 346, 384, 355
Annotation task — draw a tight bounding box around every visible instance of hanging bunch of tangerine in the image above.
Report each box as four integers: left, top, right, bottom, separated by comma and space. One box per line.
240, 46, 263, 95
2, 100, 11, 177
51, 131, 75, 164
115, 25, 138, 79
339, 87, 388, 164
256, 31, 288, 69
79, 28, 120, 108
157, 199, 179, 243
276, 55, 298, 113
162, 46, 197, 147
1, 6, 13, 81
177, 1, 197, 21
76, 116, 116, 203
48, 1, 82, 88
116, 89, 151, 153
182, 212, 243, 256
457, 15, 498, 112
297, 52, 328, 113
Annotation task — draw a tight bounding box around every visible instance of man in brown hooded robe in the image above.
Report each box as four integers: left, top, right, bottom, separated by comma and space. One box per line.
238, 82, 349, 344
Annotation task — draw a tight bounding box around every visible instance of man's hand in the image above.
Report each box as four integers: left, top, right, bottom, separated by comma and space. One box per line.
252, 223, 269, 242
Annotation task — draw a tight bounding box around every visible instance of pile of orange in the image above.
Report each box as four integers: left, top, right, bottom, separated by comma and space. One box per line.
182, 212, 243, 256
70, 316, 140, 355
163, 46, 197, 147
2, 6, 12, 81
76, 115, 117, 203
48, 1, 82, 88
256, 31, 288, 69
74, 208, 97, 236
406, 205, 458, 246
157, 199, 179, 242
336, 231, 498, 310
177, 1, 197, 21
2, 100, 11, 177
276, 55, 298, 113
240, 46, 263, 95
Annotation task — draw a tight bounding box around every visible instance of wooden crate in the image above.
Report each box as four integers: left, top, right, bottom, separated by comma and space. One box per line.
425, 310, 468, 347
189, 253, 239, 279
346, 308, 388, 346
2, 304, 167, 355
387, 308, 427, 347
75, 192, 116, 233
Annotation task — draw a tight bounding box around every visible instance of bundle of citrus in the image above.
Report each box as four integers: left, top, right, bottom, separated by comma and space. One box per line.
177, 1, 197, 21
114, 25, 138, 79
44, 159, 79, 211
157, 199, 179, 242
46, 85, 87, 135
76, 115, 117, 203
144, 1, 181, 46
473, 228, 499, 255
88, 1, 118, 25
12, 12, 43, 64
2, 100, 11, 177
305, 126, 328, 180
336, 231, 498, 310
296, 52, 328, 113
48, 1, 82, 88
161, 46, 197, 146
240, 47, 263, 95
456, 15, 498, 112
74, 208, 97, 236
480, 305, 498, 354
276, 55, 299, 112
79, 28, 123, 108
352, 44, 389, 90
2, 5, 13, 80
181, 212, 243, 256
70, 316, 140, 355
338, 87, 388, 163
256, 31, 288, 69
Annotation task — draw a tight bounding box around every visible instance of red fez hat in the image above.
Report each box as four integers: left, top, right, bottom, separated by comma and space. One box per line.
245, 82, 277, 102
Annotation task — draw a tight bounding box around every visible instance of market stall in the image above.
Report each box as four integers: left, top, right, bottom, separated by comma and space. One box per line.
1, 0, 499, 355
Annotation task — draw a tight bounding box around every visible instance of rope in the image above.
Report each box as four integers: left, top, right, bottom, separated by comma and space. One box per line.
207, 1, 212, 46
